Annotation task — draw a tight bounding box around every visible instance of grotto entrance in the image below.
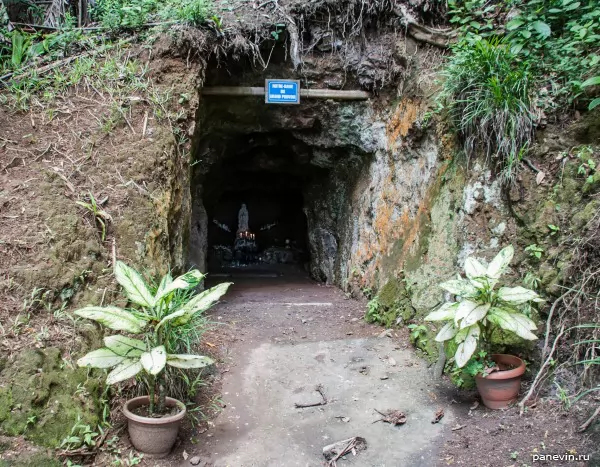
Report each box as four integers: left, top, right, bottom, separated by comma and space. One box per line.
201, 130, 314, 274
188, 56, 376, 283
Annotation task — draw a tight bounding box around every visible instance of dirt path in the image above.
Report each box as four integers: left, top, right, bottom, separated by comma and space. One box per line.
155, 268, 455, 467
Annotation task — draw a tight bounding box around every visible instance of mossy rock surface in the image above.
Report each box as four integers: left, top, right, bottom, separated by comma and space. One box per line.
0, 347, 103, 448
0, 452, 61, 467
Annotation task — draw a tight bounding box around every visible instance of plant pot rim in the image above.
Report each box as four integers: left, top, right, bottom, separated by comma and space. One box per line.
476, 353, 526, 380
123, 396, 186, 425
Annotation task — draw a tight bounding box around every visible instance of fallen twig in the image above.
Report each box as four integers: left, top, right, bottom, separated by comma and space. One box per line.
578, 406, 600, 432
519, 323, 567, 415
431, 408, 444, 424
522, 157, 541, 173
372, 409, 406, 425
295, 384, 327, 408
323, 436, 367, 467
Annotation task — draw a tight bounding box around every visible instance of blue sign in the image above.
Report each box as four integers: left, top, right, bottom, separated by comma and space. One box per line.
265, 79, 300, 104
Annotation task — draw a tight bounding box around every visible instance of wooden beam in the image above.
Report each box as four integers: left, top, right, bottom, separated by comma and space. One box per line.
201, 87, 370, 100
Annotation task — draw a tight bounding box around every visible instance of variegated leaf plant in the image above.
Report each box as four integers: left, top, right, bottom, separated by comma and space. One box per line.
425, 245, 543, 368
75, 261, 231, 413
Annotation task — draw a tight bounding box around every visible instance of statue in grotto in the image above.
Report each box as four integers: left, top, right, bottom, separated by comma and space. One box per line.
238, 203, 249, 233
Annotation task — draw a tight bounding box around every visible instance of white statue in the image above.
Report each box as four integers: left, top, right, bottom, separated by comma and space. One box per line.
237, 203, 249, 233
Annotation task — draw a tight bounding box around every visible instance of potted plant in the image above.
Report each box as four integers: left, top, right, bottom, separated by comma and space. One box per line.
74, 261, 232, 457
425, 245, 543, 409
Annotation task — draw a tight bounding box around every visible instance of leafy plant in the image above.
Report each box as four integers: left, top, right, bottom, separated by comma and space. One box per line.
60, 416, 100, 450
365, 297, 381, 323
75, 261, 231, 415
547, 224, 560, 235
425, 245, 542, 368
76, 192, 112, 241
582, 76, 600, 110
525, 244, 544, 260
408, 324, 428, 346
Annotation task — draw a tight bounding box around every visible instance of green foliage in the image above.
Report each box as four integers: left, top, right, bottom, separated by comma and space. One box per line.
74, 261, 231, 415
364, 297, 402, 328
60, 416, 100, 450
439, 37, 534, 183
448, 0, 600, 112
525, 244, 544, 260
92, 0, 212, 30
76, 192, 112, 241
1, 28, 89, 76
425, 245, 542, 368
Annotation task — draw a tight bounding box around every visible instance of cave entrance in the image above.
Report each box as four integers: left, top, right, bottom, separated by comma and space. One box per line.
201, 131, 316, 275
188, 54, 375, 283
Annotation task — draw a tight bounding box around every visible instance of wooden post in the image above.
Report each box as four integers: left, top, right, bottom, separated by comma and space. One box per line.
201, 87, 370, 101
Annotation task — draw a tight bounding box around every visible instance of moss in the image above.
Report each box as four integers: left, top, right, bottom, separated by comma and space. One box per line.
582, 171, 600, 194
409, 328, 439, 364
6, 453, 62, 467
0, 348, 103, 448
368, 278, 416, 327
573, 200, 600, 230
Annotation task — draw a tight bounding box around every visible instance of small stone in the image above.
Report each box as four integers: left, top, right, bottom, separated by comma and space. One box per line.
351, 317, 359, 322
380, 374, 389, 380
190, 455, 206, 466
182, 450, 189, 460
388, 357, 397, 366
346, 332, 354, 336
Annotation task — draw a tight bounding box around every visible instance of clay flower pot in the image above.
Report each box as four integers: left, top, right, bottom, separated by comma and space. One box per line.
123, 396, 186, 458
475, 354, 526, 409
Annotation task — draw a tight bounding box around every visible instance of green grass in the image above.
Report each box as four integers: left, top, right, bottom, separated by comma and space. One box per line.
439, 37, 534, 184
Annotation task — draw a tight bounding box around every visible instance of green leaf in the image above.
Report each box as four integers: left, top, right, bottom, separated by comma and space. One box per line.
106, 359, 143, 385
425, 302, 458, 321
506, 19, 524, 30
140, 346, 167, 375
114, 261, 154, 307
488, 308, 538, 340
531, 21, 551, 38
435, 322, 459, 342
455, 325, 480, 368
589, 98, 600, 111
170, 282, 233, 327
460, 303, 491, 328
439, 279, 477, 297
155, 308, 187, 330
154, 270, 205, 304
497, 286, 542, 304
104, 335, 146, 357
486, 245, 514, 281
74, 306, 147, 333
167, 354, 214, 369
77, 348, 125, 369
582, 76, 600, 87
520, 29, 532, 39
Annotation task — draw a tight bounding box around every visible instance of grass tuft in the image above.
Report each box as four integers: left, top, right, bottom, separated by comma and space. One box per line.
439, 37, 535, 184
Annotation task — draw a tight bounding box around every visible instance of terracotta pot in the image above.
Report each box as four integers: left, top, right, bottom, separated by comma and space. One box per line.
475, 354, 526, 409
123, 396, 186, 458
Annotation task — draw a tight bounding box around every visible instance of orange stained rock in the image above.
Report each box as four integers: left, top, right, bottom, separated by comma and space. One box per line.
387, 98, 421, 146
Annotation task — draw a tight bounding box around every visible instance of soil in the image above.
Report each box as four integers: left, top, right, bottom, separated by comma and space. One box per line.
131, 405, 181, 419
